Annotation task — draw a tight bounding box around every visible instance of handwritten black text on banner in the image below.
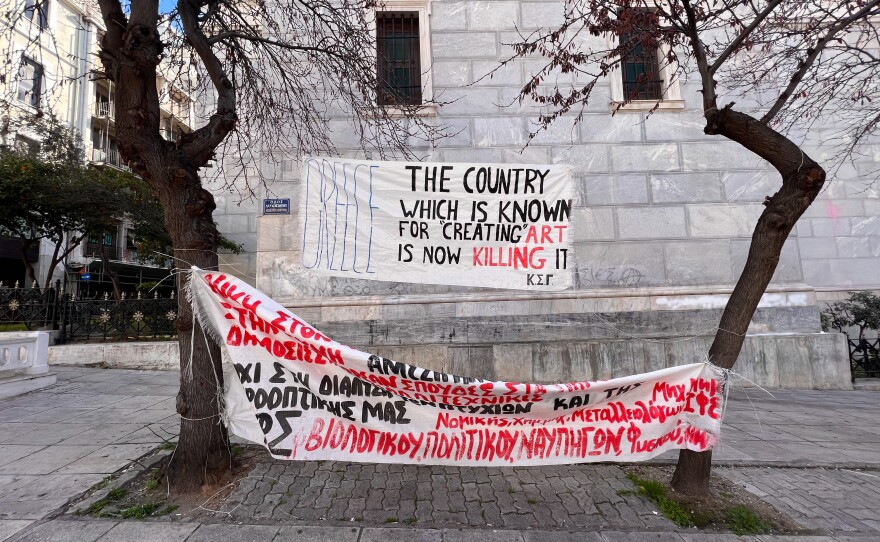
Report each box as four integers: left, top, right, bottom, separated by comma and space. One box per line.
299, 158, 573, 290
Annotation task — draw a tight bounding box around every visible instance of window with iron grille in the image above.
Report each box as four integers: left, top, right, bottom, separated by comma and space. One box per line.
23, 0, 48, 31
17, 57, 43, 109
376, 11, 422, 106
620, 29, 662, 101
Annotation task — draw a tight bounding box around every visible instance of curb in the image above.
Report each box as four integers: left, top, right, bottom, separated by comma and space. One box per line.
61, 448, 173, 518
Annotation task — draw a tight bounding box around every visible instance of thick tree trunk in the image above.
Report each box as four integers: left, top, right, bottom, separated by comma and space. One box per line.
161, 170, 231, 493
94, 2, 233, 493
671, 105, 826, 495
671, 450, 712, 495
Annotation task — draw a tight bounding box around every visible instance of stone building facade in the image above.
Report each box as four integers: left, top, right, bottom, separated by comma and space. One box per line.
211, 0, 879, 390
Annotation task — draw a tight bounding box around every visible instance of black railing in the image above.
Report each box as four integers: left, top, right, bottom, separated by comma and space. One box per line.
0, 282, 59, 330
848, 336, 880, 381
0, 283, 178, 342
59, 291, 178, 342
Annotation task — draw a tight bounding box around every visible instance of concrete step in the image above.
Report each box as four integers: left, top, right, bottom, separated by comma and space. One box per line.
853, 378, 880, 391
0, 372, 57, 400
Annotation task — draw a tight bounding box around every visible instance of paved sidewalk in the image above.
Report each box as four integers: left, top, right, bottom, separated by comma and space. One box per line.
1, 367, 879, 541
706, 388, 880, 467
720, 466, 880, 534
5, 519, 880, 541
225, 462, 673, 531
212, 386, 880, 533
0, 367, 178, 531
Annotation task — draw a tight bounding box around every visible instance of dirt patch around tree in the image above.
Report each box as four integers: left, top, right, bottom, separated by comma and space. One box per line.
71, 444, 264, 521
623, 465, 809, 536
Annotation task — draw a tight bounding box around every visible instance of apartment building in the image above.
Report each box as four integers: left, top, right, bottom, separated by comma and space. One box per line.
0, 0, 195, 293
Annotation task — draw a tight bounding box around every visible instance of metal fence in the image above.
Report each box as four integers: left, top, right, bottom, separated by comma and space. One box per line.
848, 336, 880, 380
0, 282, 59, 330
0, 283, 178, 342
59, 291, 178, 342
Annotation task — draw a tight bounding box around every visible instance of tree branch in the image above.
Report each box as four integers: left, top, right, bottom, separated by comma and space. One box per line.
761, 0, 880, 124
206, 31, 349, 61
681, 0, 716, 112
177, 0, 237, 167
96, 0, 127, 80
709, 0, 784, 74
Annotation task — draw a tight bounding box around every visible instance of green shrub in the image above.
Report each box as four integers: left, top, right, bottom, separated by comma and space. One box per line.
725, 505, 773, 535
627, 474, 694, 528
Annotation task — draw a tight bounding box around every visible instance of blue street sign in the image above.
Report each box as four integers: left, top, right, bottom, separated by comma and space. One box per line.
81, 273, 91, 281
263, 198, 291, 215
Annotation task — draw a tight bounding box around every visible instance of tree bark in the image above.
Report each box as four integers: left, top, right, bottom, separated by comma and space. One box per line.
161, 168, 232, 493
671, 105, 826, 495
95, 0, 232, 493
97, 240, 122, 300
19, 240, 39, 288
43, 227, 65, 294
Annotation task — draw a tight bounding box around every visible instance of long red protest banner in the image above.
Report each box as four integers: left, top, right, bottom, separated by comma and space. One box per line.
191, 270, 725, 465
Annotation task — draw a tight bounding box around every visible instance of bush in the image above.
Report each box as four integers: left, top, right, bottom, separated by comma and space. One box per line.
725, 505, 773, 535
822, 291, 880, 339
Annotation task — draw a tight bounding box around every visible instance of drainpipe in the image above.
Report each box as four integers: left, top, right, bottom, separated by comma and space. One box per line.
75, 15, 91, 144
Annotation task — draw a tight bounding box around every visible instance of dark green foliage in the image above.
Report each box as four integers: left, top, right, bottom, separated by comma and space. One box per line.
627, 474, 694, 527
119, 502, 162, 518
0, 114, 242, 287
725, 505, 773, 535
106, 488, 128, 500
823, 291, 880, 338
0, 116, 158, 285
625, 473, 777, 534
76, 487, 128, 516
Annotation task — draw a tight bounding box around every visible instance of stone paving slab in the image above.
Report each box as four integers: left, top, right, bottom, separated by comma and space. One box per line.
6, 520, 879, 542
0, 521, 30, 542
184, 523, 281, 542
217, 461, 676, 531
96, 521, 199, 541
717, 467, 880, 535
0, 368, 179, 521
0, 423, 100, 446
4, 519, 114, 542
0, 473, 105, 503
0, 498, 71, 521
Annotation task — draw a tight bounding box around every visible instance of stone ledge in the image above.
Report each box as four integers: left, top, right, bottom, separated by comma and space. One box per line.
310, 306, 821, 344
358, 332, 851, 391
48, 342, 178, 371
269, 283, 818, 310
46, 332, 851, 391
0, 372, 57, 400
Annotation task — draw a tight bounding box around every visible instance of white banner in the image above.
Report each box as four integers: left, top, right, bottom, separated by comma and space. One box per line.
192, 270, 726, 466
299, 157, 573, 291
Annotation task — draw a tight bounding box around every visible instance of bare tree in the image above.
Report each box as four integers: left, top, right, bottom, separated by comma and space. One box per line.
3, 0, 443, 493
506, 0, 880, 494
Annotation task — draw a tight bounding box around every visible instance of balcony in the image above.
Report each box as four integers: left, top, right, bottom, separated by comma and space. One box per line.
93, 101, 114, 119
90, 147, 131, 172
83, 243, 171, 268
85, 242, 122, 261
